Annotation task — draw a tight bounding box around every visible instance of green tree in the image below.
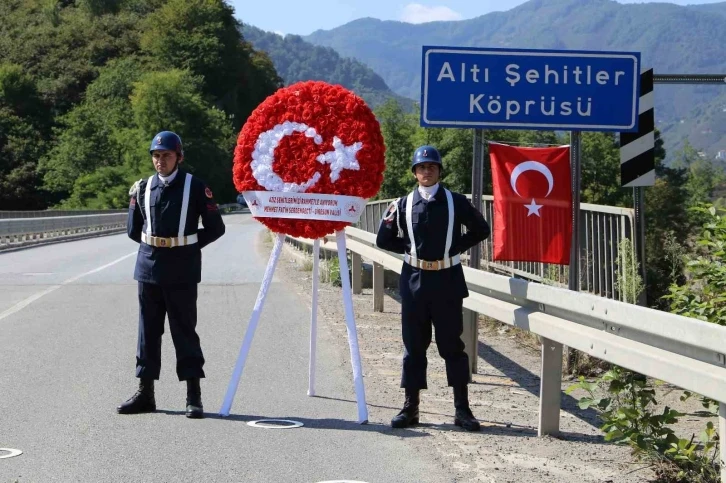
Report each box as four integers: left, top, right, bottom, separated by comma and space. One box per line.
0, 0, 284, 210
78, 0, 122, 16
638, 130, 693, 308
240, 45, 283, 123
437, 128, 474, 194
517, 130, 562, 146
130, 69, 236, 201
375, 99, 416, 199
39, 57, 145, 201
581, 131, 630, 207
0, 1, 142, 113
140, 0, 276, 128
61, 165, 137, 209
0, 63, 47, 210
409, 116, 477, 195
685, 143, 723, 200
666, 204, 726, 325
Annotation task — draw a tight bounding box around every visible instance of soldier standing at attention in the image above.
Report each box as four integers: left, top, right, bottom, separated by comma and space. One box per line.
376, 145, 490, 431
118, 131, 225, 419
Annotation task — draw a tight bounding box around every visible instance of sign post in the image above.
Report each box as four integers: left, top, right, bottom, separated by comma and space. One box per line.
620, 68, 655, 306
462, 128, 485, 378
566, 131, 582, 374
420, 45, 640, 436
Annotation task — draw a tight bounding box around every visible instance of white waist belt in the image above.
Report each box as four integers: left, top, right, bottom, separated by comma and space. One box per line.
404, 253, 460, 270
141, 233, 198, 248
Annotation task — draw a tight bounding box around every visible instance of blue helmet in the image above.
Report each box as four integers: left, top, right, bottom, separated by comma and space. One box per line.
411, 145, 442, 172
149, 131, 183, 157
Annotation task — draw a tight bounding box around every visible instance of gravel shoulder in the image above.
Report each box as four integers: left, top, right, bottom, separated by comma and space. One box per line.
271, 232, 716, 483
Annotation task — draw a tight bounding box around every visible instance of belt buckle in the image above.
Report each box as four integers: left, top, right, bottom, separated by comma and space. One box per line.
423, 261, 435, 270
157, 237, 172, 247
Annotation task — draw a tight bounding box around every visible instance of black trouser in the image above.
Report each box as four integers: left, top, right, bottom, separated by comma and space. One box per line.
400, 294, 469, 390
135, 282, 205, 381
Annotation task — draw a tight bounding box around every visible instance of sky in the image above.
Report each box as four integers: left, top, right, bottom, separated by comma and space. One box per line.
233, 0, 725, 36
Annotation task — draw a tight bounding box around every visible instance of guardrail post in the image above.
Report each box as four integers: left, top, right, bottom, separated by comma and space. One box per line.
720, 402, 726, 482
539, 337, 563, 436
372, 262, 384, 312
461, 128, 485, 377
462, 308, 478, 380
351, 252, 362, 295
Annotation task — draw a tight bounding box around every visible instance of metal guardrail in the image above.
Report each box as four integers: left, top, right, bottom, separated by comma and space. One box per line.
0, 209, 126, 219
1, 198, 635, 301
356, 196, 636, 302
0, 204, 245, 249
0, 213, 127, 248
289, 227, 726, 480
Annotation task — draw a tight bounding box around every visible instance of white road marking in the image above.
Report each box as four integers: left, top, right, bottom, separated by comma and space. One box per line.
0, 251, 136, 322
0, 448, 22, 459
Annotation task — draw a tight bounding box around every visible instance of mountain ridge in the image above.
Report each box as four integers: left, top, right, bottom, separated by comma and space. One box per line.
303, 0, 726, 159
241, 24, 414, 111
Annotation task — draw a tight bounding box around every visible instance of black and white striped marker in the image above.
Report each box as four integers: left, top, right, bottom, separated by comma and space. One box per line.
620, 68, 655, 187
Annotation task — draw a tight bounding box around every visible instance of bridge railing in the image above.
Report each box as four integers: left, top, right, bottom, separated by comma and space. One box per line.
0, 209, 126, 219
287, 227, 726, 481
356, 196, 636, 302
0, 204, 246, 250
0, 213, 127, 249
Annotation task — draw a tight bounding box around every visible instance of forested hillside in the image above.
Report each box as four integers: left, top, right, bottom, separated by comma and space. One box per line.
241, 25, 414, 111
0, 0, 281, 210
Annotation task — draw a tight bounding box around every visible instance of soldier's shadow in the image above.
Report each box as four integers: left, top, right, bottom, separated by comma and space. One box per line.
154, 409, 430, 439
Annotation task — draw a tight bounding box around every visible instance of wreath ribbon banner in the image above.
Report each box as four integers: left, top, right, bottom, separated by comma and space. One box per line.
243, 191, 366, 223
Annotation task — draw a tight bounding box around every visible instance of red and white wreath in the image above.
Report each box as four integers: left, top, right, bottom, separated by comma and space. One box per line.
233, 80, 385, 239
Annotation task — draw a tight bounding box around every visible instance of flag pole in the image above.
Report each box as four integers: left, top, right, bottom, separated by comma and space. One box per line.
565, 131, 583, 373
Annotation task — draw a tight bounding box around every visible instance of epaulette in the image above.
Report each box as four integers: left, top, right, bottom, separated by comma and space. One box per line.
129, 178, 143, 197
381, 198, 404, 237
382, 199, 398, 221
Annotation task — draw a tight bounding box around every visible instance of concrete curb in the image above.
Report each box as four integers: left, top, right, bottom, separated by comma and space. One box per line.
0, 228, 126, 254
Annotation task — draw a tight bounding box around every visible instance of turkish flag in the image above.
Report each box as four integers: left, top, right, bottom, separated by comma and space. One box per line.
489, 142, 572, 264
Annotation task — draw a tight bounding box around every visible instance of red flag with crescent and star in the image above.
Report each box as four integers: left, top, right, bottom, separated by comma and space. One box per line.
489, 142, 572, 264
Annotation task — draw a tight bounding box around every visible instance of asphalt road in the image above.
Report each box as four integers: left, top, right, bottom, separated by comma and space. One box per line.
0, 213, 451, 483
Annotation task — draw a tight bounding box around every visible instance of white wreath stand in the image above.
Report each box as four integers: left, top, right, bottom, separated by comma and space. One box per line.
219, 230, 369, 424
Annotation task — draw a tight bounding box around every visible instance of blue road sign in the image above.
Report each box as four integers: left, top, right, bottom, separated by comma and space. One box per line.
421, 46, 641, 131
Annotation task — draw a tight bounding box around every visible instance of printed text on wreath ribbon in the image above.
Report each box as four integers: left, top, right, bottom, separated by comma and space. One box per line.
242, 191, 366, 223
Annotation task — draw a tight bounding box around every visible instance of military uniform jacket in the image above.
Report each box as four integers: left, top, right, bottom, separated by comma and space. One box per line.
127, 170, 226, 284
375, 187, 490, 300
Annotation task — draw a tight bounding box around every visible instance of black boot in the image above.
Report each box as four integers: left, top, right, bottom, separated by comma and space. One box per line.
185, 378, 204, 419
453, 385, 480, 431
391, 388, 420, 428
117, 378, 156, 414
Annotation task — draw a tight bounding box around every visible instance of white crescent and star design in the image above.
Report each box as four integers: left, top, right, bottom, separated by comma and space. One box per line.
509, 160, 556, 217
251, 121, 363, 193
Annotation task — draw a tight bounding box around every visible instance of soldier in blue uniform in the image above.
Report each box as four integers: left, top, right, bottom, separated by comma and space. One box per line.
376, 145, 490, 431
118, 131, 226, 419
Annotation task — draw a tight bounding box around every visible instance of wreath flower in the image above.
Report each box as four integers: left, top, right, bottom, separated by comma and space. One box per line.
233, 81, 385, 239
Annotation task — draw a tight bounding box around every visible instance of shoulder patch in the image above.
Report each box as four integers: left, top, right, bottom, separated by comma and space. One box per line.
205, 187, 213, 199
